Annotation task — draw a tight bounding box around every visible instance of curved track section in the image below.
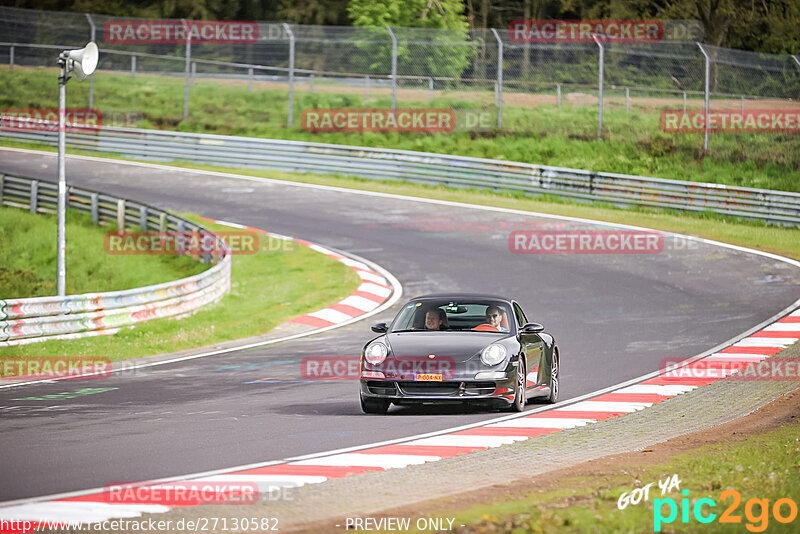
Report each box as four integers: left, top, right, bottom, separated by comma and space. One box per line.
0, 148, 799, 503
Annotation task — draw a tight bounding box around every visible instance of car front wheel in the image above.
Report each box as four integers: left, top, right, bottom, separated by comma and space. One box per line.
546, 353, 559, 404
360, 394, 390, 414
507, 358, 526, 412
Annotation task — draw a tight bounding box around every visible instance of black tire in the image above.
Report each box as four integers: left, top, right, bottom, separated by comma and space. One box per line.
360, 394, 390, 414
507, 357, 526, 412
546, 352, 559, 404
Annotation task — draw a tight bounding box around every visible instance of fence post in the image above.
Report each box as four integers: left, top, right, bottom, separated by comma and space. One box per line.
740, 95, 744, 116
9, 45, 13, 72
30, 180, 38, 214
139, 206, 148, 231
309, 73, 314, 93
131, 55, 136, 81
117, 199, 126, 232
386, 26, 398, 113
683, 91, 687, 112
557, 83, 561, 107
191, 62, 196, 86
428, 77, 433, 101
625, 87, 629, 112
490, 28, 503, 128
248, 67, 253, 92
86, 13, 96, 109
283, 23, 295, 127
182, 19, 191, 122
90, 193, 99, 225
365, 76, 370, 99
697, 42, 710, 152
593, 34, 604, 138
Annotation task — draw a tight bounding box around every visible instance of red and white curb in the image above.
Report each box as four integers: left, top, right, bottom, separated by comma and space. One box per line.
2, 309, 797, 531
198, 217, 394, 329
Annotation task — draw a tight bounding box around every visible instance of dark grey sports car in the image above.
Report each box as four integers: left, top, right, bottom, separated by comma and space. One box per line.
359, 294, 560, 414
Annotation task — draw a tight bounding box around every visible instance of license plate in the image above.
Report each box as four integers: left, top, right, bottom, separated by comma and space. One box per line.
415, 373, 443, 382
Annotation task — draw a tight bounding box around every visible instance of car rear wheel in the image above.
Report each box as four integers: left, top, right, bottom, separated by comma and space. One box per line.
546, 353, 559, 404
507, 358, 526, 412
360, 394, 390, 414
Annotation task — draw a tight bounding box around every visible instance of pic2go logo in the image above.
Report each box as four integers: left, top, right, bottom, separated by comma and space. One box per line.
653, 489, 798, 532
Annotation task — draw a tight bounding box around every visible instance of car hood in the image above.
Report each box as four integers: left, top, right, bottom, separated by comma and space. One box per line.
385, 331, 509, 362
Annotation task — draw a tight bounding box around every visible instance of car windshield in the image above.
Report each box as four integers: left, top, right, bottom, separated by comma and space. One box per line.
390, 299, 514, 333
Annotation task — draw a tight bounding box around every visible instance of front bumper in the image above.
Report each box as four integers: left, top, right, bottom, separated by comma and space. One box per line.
359, 377, 517, 405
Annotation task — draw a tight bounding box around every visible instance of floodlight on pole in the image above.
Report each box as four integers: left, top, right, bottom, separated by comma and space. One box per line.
56, 42, 98, 296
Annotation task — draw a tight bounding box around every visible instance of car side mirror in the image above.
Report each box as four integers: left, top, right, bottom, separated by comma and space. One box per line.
521, 322, 544, 333
371, 322, 388, 333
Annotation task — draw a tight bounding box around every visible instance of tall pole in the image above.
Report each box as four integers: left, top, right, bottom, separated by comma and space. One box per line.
283, 23, 295, 127
386, 26, 398, 113
490, 28, 503, 128
85, 14, 96, 109
183, 19, 191, 122
593, 34, 604, 138
57, 55, 68, 296
697, 42, 710, 151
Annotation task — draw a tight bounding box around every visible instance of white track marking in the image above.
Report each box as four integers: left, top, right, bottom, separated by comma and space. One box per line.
615, 384, 696, 395
290, 454, 438, 469
491, 418, 595, 429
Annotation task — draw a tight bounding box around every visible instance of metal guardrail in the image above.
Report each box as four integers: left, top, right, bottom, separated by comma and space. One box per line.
2, 122, 799, 226
0, 173, 231, 346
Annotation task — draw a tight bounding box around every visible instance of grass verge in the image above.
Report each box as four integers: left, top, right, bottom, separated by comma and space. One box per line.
403, 418, 800, 533
0, 213, 361, 362
0, 205, 206, 297
2, 67, 799, 192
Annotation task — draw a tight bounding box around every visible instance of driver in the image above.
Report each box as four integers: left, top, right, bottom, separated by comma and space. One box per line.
476, 305, 509, 332
424, 309, 447, 330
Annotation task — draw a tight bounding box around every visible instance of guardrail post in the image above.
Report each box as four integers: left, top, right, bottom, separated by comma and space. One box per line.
191, 61, 196, 86
593, 34, 604, 138
491, 28, 503, 128
86, 14, 96, 109
740, 96, 744, 115
248, 67, 253, 92
309, 73, 314, 93
386, 26, 398, 113
30, 180, 38, 214
159, 212, 167, 231
283, 23, 295, 127
697, 42, 710, 152
428, 77, 433, 101
90, 193, 98, 225
0, 174, 4, 205
131, 55, 136, 81
557, 83, 561, 107
182, 19, 191, 122
683, 91, 687, 112
116, 199, 126, 232
139, 206, 148, 231
365, 76, 370, 99
176, 219, 185, 256
9, 45, 13, 72
625, 87, 629, 112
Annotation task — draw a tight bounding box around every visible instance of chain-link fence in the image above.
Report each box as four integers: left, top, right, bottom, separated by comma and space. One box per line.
2, 6, 799, 149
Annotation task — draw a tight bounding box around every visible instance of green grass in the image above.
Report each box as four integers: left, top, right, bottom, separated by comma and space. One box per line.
0, 212, 361, 361
2, 67, 799, 192
393, 421, 800, 533
0, 206, 207, 297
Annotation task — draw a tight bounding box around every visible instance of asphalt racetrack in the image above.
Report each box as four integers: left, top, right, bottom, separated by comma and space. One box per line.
1, 148, 798, 502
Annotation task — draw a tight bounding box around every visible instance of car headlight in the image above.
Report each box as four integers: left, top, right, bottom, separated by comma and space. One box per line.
480, 343, 507, 366
365, 341, 388, 364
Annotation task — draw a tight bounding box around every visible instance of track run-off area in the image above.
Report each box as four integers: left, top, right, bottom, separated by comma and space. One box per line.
1, 147, 799, 514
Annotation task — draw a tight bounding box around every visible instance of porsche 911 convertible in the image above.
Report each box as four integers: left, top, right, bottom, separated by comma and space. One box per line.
359, 294, 560, 414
